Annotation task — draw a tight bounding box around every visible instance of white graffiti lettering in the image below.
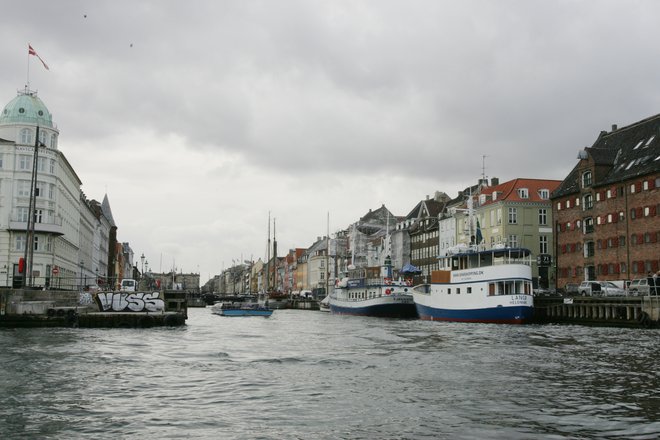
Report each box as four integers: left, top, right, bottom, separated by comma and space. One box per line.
95, 291, 165, 312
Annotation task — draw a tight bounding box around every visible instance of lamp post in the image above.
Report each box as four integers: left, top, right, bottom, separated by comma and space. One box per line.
79, 260, 84, 291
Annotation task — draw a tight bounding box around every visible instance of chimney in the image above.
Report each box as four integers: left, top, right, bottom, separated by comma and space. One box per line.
426, 194, 429, 200
611, 124, 618, 132
491, 177, 499, 186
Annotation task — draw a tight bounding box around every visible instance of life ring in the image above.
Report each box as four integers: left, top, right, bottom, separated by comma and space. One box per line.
385, 288, 391, 295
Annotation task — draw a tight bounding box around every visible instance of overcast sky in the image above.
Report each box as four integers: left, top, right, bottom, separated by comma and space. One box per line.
2, 1, 659, 282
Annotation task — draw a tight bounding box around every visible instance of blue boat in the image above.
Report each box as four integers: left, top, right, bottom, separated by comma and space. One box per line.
211, 301, 273, 317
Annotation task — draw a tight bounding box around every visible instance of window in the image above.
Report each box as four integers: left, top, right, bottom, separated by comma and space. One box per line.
34, 209, 43, 223
39, 130, 47, 146
50, 134, 57, 149
497, 209, 502, 225
607, 189, 612, 199
16, 235, 25, 251
582, 171, 593, 187
583, 194, 593, 210
508, 208, 517, 224
630, 183, 636, 194
619, 236, 626, 247
538, 189, 549, 199
20, 128, 33, 145
584, 241, 595, 257
517, 188, 529, 199
49, 159, 55, 174
557, 202, 561, 211
584, 217, 594, 233
18, 155, 31, 170
539, 236, 548, 254
538, 209, 547, 225
17, 180, 30, 197
508, 235, 518, 248
17, 207, 29, 222
643, 180, 649, 191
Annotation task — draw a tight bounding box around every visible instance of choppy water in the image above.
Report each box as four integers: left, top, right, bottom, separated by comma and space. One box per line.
1, 308, 659, 439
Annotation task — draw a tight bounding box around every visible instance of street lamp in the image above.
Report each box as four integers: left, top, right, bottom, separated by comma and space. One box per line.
79, 260, 84, 291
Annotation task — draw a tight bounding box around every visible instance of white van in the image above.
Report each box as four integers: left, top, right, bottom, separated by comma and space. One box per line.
120, 279, 137, 292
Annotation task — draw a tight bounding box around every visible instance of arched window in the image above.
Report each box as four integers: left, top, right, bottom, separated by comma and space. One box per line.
20, 128, 33, 145
582, 171, 593, 188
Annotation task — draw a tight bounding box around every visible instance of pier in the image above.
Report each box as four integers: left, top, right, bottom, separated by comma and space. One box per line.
0, 288, 187, 328
533, 296, 659, 328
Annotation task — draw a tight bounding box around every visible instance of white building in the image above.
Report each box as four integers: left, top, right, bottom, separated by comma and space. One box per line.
0, 87, 111, 289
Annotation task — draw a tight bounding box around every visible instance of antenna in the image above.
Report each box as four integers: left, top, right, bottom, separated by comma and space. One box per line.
481, 155, 488, 184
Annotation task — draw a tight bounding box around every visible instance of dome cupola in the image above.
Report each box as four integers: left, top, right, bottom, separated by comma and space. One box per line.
0, 88, 54, 128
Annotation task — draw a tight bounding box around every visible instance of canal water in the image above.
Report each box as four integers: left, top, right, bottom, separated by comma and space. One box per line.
1, 308, 659, 439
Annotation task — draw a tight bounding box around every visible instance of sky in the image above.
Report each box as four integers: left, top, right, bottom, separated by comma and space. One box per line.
2, 0, 659, 283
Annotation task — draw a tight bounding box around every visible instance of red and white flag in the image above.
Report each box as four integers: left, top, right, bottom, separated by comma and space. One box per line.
28, 44, 49, 70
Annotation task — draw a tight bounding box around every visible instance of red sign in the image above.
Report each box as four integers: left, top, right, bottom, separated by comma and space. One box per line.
52, 266, 59, 275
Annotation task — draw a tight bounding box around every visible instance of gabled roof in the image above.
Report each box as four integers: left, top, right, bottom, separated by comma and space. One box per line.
553, 113, 660, 198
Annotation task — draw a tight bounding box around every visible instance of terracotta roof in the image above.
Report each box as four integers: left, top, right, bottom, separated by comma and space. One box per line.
479, 178, 561, 205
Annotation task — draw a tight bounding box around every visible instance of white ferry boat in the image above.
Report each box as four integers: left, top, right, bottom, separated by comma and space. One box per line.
411, 245, 534, 324
329, 258, 417, 318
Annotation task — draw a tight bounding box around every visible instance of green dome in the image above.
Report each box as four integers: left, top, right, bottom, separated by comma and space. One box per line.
0, 90, 53, 128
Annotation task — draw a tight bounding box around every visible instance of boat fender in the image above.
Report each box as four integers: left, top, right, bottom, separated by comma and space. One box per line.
164, 313, 179, 326
637, 312, 651, 328
138, 315, 155, 328
66, 310, 79, 327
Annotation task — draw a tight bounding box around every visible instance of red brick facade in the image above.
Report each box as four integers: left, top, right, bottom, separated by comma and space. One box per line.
552, 116, 660, 290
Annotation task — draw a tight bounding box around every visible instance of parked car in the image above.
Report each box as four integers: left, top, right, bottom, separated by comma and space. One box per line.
628, 277, 659, 296
598, 281, 627, 297
564, 283, 580, 296
578, 281, 626, 297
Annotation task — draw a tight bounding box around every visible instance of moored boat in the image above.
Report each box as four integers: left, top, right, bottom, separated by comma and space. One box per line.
211, 301, 273, 317
411, 246, 534, 324
329, 258, 417, 318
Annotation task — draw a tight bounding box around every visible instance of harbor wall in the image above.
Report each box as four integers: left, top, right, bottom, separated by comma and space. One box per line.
533, 296, 659, 328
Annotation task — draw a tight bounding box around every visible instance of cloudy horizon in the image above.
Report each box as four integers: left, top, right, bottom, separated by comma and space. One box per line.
2, 0, 659, 282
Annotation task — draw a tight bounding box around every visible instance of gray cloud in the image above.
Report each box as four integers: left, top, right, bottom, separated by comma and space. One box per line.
2, 0, 659, 280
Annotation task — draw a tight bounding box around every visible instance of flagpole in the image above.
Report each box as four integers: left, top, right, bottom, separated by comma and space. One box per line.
26, 44, 30, 90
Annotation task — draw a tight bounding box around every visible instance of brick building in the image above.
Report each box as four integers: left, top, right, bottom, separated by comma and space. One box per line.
552, 115, 660, 289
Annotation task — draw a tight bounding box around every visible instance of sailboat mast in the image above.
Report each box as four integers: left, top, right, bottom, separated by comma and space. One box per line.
266, 212, 270, 292
325, 212, 329, 296
273, 217, 277, 291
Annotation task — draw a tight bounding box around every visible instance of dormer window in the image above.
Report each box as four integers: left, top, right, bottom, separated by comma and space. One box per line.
582, 171, 593, 188
517, 188, 529, 199
538, 189, 549, 199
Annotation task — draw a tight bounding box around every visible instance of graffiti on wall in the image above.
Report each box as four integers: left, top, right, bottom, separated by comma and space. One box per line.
95, 291, 165, 312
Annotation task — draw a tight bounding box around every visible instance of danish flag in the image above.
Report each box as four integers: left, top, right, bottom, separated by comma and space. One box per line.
28, 44, 49, 70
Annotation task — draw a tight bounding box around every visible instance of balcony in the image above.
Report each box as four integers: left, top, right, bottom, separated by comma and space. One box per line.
9, 220, 64, 235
